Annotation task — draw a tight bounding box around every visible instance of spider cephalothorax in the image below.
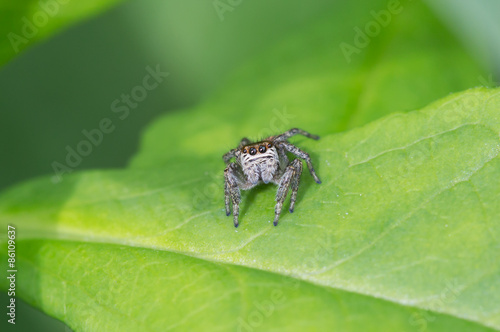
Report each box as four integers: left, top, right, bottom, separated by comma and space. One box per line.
223, 128, 321, 227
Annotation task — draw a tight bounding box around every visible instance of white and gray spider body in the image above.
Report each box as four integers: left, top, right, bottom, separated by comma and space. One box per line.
223, 128, 321, 227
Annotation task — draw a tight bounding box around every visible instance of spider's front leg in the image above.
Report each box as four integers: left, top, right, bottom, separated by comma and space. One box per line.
238, 137, 251, 148
222, 149, 237, 164
224, 162, 243, 227
223, 138, 251, 164
274, 159, 301, 226
281, 142, 321, 184
273, 128, 320, 142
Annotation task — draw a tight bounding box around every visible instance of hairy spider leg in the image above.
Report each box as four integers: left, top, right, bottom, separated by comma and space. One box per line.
272, 128, 320, 142
274, 159, 302, 226
289, 158, 303, 213
222, 149, 237, 164
222, 138, 252, 164
238, 137, 251, 148
281, 142, 321, 184
276, 145, 289, 173
224, 162, 244, 227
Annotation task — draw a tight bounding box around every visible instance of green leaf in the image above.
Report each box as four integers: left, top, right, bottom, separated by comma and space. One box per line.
2, 87, 500, 331
0, 0, 124, 67
2, 1, 500, 331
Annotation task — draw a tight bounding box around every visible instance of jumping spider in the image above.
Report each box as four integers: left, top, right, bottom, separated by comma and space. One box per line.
223, 128, 321, 227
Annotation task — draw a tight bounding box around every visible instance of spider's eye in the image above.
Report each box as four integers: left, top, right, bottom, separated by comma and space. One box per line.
258, 145, 266, 153
249, 147, 257, 155
267, 143, 272, 148
242, 149, 247, 154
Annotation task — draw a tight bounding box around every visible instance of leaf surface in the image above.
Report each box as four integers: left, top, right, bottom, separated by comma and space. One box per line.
1, 1, 499, 331
2, 88, 500, 331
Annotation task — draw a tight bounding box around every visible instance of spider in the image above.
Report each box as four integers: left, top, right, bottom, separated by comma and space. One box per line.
222, 128, 321, 227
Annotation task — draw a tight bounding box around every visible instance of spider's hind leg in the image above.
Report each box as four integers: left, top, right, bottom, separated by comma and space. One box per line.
289, 159, 303, 213
274, 159, 301, 226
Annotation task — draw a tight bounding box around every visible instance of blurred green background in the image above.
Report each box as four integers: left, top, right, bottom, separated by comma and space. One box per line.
0, 0, 499, 331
